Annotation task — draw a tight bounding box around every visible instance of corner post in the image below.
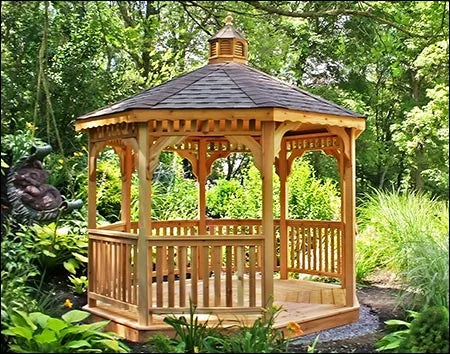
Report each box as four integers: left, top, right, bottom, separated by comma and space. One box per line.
137, 123, 150, 325
87, 135, 97, 307
262, 121, 275, 306
198, 139, 207, 282
279, 140, 288, 279
342, 128, 356, 307
121, 146, 133, 232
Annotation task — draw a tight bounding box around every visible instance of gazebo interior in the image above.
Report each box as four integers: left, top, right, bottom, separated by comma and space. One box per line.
75, 15, 366, 342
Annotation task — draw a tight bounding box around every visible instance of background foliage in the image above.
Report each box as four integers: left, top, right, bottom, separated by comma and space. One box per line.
1, 0, 448, 200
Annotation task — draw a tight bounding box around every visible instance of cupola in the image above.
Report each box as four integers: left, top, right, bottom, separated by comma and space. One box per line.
208, 13, 248, 64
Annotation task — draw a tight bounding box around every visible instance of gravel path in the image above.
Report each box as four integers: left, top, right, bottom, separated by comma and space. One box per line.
291, 305, 379, 344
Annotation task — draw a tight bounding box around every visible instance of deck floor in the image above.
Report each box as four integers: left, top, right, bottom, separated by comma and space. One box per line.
86, 278, 359, 341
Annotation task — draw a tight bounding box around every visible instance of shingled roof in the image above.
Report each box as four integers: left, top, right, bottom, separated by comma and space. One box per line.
77, 62, 364, 120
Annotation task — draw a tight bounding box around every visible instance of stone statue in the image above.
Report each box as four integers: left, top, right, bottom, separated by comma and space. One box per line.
5, 145, 82, 224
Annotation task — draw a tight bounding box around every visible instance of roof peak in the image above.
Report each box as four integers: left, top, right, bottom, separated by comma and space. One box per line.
208, 13, 248, 64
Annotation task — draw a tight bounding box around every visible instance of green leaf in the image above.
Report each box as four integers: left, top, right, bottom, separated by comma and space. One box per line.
380, 338, 403, 350
10, 310, 37, 331
3, 326, 33, 340
385, 319, 411, 327
29, 312, 51, 328
95, 339, 120, 351
63, 259, 77, 274
62, 310, 90, 323
47, 318, 68, 332
9, 344, 30, 353
65, 339, 92, 349
34, 328, 57, 344
42, 249, 56, 258
73, 252, 88, 263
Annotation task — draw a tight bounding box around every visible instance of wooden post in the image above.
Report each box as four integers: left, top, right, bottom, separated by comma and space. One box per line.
342, 128, 356, 307
137, 124, 150, 325
121, 146, 133, 232
87, 137, 97, 307
198, 139, 207, 281
262, 122, 275, 307
279, 140, 288, 279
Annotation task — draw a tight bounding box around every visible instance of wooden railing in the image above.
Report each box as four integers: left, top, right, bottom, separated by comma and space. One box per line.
147, 235, 264, 313
88, 229, 138, 313
286, 220, 343, 278
88, 219, 343, 316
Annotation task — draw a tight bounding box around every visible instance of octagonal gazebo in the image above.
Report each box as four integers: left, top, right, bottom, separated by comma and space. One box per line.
75, 15, 365, 342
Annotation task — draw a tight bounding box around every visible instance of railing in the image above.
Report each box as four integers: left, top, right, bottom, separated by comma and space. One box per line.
147, 235, 264, 313
88, 229, 138, 313
286, 220, 343, 278
89, 218, 343, 315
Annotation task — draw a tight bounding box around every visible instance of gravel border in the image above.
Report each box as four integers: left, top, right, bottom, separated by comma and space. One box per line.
291, 305, 380, 344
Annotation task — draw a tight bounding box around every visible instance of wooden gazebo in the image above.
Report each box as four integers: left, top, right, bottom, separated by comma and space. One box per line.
75, 15, 365, 342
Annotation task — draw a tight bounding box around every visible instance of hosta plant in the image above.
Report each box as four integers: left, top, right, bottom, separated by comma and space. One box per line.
1, 309, 129, 353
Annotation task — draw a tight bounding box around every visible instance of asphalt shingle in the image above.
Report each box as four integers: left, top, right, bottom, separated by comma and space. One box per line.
77, 62, 364, 120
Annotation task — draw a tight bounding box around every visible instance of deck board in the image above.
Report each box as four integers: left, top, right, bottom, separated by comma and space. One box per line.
85, 278, 358, 342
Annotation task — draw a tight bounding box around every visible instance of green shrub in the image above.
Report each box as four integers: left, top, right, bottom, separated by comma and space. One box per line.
207, 160, 339, 221
96, 149, 122, 222
287, 159, 340, 220
1, 229, 40, 338
20, 222, 88, 275
357, 190, 449, 308
2, 309, 129, 353
404, 306, 449, 353
151, 176, 198, 221
207, 179, 254, 218
377, 307, 449, 353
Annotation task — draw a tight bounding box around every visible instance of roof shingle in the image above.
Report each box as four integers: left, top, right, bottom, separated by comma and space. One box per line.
77, 62, 364, 120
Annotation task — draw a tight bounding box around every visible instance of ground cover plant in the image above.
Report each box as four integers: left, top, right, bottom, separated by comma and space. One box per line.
1, 309, 129, 353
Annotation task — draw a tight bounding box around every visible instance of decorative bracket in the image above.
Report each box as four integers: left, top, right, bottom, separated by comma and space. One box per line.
148, 136, 186, 179
274, 122, 302, 159
225, 135, 262, 173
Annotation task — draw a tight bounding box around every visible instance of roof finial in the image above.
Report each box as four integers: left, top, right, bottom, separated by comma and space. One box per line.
225, 12, 233, 26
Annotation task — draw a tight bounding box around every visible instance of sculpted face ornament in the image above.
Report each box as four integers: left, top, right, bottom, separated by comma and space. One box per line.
6, 145, 82, 223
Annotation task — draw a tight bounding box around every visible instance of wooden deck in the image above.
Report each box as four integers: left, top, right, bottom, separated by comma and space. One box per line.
84, 278, 359, 342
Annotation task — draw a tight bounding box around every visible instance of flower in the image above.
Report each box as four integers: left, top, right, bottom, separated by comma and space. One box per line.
286, 321, 304, 336
194, 346, 199, 353
64, 299, 73, 308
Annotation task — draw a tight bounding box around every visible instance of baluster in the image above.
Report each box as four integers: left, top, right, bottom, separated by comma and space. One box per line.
156, 246, 163, 307
191, 246, 198, 305
213, 246, 222, 306
289, 226, 294, 269
168, 246, 175, 307
337, 227, 342, 274
178, 246, 187, 307
226, 246, 233, 307
331, 227, 335, 273
249, 246, 256, 307
325, 226, 329, 273
202, 246, 210, 307
237, 246, 244, 306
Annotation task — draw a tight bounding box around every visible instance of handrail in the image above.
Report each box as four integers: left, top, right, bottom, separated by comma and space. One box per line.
97, 221, 126, 231
88, 229, 138, 240
147, 235, 264, 242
